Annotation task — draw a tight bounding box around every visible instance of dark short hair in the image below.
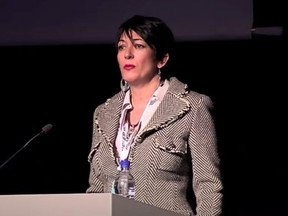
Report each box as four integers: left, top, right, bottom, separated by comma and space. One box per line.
116, 15, 175, 62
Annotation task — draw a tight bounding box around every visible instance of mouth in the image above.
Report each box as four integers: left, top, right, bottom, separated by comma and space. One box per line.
123, 64, 135, 70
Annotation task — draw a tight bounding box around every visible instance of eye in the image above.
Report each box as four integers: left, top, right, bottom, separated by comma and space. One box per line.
117, 44, 125, 51
134, 44, 145, 49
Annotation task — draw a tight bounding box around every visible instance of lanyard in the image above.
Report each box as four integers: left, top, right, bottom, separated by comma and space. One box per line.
120, 117, 141, 160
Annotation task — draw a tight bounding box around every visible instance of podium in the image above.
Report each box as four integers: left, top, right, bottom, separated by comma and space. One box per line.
0, 193, 183, 216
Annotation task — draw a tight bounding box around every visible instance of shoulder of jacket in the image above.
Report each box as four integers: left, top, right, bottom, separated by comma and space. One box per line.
168, 77, 213, 107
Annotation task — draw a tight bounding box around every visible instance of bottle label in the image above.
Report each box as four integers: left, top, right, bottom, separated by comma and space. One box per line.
128, 187, 135, 198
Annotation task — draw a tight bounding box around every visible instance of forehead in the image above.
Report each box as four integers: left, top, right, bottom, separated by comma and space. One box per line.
119, 30, 143, 41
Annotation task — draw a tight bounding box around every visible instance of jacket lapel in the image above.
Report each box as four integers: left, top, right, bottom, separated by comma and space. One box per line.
135, 77, 192, 143
96, 91, 125, 163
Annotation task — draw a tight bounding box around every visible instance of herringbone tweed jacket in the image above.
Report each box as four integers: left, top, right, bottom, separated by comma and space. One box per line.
87, 77, 223, 216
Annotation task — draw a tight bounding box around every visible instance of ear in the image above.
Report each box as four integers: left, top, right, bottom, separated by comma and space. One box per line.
157, 53, 170, 69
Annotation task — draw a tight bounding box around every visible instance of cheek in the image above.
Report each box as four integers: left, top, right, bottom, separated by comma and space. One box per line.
143, 53, 157, 65
142, 58, 157, 70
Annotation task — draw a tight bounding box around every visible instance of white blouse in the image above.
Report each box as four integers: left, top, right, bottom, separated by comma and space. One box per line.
115, 79, 169, 161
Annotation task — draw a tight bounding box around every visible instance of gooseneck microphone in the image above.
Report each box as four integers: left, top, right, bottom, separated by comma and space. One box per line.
0, 124, 53, 169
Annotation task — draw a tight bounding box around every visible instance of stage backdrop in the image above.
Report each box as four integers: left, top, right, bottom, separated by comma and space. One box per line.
0, 0, 252, 46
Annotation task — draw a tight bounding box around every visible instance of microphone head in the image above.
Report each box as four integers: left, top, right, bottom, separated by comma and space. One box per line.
41, 124, 53, 134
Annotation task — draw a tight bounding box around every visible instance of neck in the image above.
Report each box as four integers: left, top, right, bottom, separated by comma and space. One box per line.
130, 75, 161, 106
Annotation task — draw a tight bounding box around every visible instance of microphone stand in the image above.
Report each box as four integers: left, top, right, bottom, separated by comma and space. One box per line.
0, 124, 52, 169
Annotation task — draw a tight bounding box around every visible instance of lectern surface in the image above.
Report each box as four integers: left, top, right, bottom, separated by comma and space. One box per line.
0, 193, 183, 216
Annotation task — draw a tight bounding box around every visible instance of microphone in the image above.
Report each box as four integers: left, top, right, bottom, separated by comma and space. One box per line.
0, 124, 53, 169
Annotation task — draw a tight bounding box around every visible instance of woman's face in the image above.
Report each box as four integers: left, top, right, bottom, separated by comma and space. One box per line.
117, 30, 159, 86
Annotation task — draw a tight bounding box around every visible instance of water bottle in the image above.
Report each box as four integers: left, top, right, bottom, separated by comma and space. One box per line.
113, 159, 135, 199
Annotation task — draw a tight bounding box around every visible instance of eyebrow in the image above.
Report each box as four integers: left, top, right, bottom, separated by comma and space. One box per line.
118, 38, 143, 43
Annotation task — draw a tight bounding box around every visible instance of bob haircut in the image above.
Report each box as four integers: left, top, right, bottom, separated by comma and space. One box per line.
115, 15, 175, 62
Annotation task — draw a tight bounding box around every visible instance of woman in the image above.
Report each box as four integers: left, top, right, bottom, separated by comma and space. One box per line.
87, 15, 223, 216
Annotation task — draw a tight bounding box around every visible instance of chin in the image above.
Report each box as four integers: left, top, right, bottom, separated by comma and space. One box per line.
122, 76, 137, 83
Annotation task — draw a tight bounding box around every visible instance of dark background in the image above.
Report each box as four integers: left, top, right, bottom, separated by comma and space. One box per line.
0, 1, 286, 216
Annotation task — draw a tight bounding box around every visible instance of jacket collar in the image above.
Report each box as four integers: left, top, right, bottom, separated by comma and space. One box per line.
95, 77, 191, 158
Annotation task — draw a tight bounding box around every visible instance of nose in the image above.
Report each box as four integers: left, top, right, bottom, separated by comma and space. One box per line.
124, 47, 134, 59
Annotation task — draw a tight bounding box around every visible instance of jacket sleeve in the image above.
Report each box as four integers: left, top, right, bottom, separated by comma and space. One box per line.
189, 95, 223, 216
86, 107, 104, 193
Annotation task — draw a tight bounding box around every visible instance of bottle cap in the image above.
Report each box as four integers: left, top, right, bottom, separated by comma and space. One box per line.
120, 159, 130, 169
